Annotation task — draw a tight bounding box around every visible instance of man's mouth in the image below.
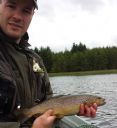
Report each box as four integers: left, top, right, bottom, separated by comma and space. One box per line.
8, 22, 23, 29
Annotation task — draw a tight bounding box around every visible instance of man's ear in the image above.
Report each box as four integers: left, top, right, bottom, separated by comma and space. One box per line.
0, 0, 2, 12
0, 5, 1, 15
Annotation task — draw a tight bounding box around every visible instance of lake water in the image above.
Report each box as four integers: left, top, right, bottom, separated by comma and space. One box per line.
49, 74, 117, 128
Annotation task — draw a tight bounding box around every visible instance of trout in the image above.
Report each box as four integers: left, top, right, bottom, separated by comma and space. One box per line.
16, 94, 105, 122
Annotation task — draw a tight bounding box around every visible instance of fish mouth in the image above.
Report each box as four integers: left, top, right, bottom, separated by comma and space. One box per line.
96, 96, 106, 106
101, 98, 106, 106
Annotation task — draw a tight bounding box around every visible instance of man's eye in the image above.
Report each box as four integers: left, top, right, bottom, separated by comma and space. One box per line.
24, 9, 32, 14
7, 4, 15, 9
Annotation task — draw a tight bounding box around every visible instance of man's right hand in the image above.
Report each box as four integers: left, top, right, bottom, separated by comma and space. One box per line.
32, 109, 56, 128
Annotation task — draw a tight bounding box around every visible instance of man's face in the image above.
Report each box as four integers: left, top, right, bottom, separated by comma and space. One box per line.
0, 0, 35, 40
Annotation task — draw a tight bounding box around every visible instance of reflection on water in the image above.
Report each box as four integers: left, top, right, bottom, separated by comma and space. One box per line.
50, 74, 117, 128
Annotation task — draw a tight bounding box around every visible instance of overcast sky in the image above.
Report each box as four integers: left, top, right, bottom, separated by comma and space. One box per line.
28, 0, 117, 52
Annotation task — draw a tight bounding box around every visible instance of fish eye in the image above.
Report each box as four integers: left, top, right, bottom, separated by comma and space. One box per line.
97, 97, 102, 99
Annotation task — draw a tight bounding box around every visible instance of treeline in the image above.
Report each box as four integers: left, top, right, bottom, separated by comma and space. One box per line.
34, 42, 117, 73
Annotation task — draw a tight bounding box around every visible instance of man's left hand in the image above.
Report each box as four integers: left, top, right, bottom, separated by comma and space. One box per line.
77, 103, 97, 117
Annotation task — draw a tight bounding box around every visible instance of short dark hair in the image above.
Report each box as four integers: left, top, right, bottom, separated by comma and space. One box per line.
33, 0, 38, 9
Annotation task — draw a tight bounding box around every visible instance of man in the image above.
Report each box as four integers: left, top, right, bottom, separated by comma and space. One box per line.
0, 0, 97, 127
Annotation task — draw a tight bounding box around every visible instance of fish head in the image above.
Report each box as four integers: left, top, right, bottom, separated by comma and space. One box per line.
85, 95, 106, 106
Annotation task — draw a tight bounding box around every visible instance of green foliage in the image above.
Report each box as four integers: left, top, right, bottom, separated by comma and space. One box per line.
33, 43, 117, 73
106, 46, 117, 69
71, 42, 87, 53
34, 46, 53, 72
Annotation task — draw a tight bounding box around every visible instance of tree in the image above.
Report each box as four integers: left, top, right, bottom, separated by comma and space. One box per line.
34, 46, 53, 72
71, 42, 87, 53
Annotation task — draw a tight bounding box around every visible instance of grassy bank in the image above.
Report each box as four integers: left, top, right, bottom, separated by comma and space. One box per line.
49, 69, 117, 77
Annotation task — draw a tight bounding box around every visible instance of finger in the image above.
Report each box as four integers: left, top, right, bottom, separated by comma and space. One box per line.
85, 105, 91, 117
45, 109, 54, 117
90, 107, 96, 117
78, 104, 85, 115
93, 103, 97, 110
45, 110, 56, 124
48, 115, 56, 122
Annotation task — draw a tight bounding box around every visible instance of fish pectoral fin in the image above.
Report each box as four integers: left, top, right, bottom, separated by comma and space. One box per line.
55, 114, 64, 119
53, 109, 65, 118
33, 113, 42, 118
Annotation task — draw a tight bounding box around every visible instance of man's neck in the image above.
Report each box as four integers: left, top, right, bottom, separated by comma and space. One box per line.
0, 27, 30, 47
16, 38, 21, 44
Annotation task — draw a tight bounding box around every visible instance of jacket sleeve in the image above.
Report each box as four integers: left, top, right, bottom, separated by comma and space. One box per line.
0, 73, 17, 117
0, 52, 18, 115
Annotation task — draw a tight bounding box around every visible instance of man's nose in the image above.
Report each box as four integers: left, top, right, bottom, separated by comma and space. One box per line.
12, 9, 23, 21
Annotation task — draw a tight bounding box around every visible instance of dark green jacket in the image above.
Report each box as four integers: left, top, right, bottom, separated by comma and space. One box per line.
0, 29, 53, 127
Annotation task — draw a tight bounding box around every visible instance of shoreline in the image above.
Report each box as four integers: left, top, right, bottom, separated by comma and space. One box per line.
49, 69, 117, 77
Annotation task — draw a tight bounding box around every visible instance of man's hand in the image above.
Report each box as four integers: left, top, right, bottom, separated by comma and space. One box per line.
77, 103, 97, 117
32, 109, 56, 128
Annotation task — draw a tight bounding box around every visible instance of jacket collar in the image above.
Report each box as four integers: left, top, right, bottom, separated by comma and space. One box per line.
0, 28, 31, 48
